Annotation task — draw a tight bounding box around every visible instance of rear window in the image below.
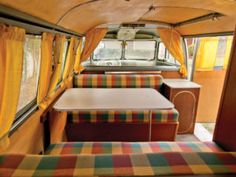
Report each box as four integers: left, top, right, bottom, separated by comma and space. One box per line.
125, 41, 156, 60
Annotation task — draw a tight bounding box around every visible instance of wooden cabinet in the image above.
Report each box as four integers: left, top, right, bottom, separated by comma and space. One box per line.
162, 79, 201, 134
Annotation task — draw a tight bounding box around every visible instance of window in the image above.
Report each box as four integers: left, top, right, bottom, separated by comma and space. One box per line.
125, 41, 156, 60
57, 40, 69, 85
158, 42, 166, 59
166, 51, 179, 65
215, 37, 228, 69
17, 35, 41, 112
157, 42, 180, 65
93, 40, 122, 60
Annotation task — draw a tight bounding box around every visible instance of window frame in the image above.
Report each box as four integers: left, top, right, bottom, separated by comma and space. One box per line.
91, 39, 157, 61
92, 39, 123, 61
56, 39, 70, 86
157, 41, 180, 66
15, 34, 42, 122
124, 39, 157, 61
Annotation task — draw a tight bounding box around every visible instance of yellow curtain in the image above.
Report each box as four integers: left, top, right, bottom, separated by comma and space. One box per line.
195, 37, 219, 71
223, 36, 233, 69
0, 25, 25, 150
37, 33, 54, 108
49, 76, 73, 144
81, 28, 107, 62
48, 34, 66, 94
74, 39, 83, 73
62, 37, 77, 80
157, 28, 187, 77
49, 111, 67, 144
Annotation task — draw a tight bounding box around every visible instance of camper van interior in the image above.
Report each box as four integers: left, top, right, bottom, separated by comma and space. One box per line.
1, 0, 236, 176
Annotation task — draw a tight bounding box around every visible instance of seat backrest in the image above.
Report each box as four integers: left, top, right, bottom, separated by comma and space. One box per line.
74, 74, 163, 91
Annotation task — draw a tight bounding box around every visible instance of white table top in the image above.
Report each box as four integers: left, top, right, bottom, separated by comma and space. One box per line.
53, 88, 174, 111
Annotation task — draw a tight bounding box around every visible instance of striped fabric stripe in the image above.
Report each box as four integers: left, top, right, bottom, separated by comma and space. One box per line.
45, 142, 223, 155
1, 152, 236, 177
67, 109, 179, 123
74, 74, 163, 91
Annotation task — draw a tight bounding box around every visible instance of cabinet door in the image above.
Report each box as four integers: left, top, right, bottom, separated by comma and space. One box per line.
171, 89, 199, 134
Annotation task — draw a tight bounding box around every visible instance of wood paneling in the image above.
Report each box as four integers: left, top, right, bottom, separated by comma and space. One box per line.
214, 28, 236, 151
66, 122, 178, 141
193, 70, 226, 122
162, 79, 201, 134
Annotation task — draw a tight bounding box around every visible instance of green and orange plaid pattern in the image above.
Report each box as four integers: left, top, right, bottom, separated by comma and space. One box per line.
45, 141, 223, 155
1, 152, 236, 177
74, 74, 163, 91
68, 109, 179, 123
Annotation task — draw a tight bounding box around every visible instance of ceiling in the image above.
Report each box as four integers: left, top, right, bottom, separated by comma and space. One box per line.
0, 0, 236, 36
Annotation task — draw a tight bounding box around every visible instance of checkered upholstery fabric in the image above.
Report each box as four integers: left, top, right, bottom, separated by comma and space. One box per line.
68, 108, 179, 123
1, 152, 236, 177
45, 142, 223, 155
74, 74, 163, 91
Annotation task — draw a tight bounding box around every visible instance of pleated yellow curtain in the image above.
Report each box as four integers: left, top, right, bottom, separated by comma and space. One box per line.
62, 37, 77, 80
157, 28, 187, 77
37, 33, 54, 108
0, 25, 25, 150
80, 28, 108, 62
223, 36, 233, 69
48, 34, 66, 94
49, 76, 73, 143
195, 37, 219, 71
49, 110, 67, 144
74, 39, 83, 73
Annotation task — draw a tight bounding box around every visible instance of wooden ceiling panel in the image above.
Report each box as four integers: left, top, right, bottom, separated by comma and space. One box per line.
0, 0, 236, 35
58, 0, 153, 34
153, 0, 236, 16
141, 7, 213, 24
0, 0, 90, 23
176, 16, 236, 36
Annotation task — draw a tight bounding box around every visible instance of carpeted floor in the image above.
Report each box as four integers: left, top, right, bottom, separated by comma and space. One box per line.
176, 134, 200, 142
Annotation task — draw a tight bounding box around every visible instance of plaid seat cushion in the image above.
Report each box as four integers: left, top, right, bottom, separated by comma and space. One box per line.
1, 152, 236, 177
68, 108, 179, 123
74, 74, 163, 91
45, 142, 223, 155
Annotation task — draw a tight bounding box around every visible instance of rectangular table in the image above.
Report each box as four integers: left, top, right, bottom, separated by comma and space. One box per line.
54, 88, 174, 111
53, 88, 174, 140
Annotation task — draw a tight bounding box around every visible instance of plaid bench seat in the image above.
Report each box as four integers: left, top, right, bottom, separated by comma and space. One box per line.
1, 152, 236, 177
71, 74, 178, 141
68, 109, 179, 123
45, 141, 223, 155
66, 109, 179, 141
74, 74, 163, 91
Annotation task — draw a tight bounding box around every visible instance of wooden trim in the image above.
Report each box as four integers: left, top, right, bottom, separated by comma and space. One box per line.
213, 26, 236, 151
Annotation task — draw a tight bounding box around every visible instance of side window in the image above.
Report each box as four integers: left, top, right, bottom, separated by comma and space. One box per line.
158, 42, 166, 59
158, 42, 180, 65
166, 51, 179, 65
57, 40, 69, 85
17, 35, 41, 114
